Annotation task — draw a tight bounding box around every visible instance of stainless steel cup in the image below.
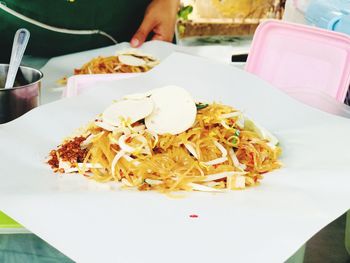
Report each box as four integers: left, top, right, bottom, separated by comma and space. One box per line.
0, 64, 43, 124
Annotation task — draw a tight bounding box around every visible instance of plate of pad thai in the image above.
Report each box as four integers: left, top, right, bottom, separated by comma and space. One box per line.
48, 85, 282, 193
58, 49, 160, 85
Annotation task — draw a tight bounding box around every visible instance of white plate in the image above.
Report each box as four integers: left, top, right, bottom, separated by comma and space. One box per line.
1, 53, 349, 263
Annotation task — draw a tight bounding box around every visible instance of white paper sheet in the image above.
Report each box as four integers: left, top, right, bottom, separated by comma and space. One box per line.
1, 53, 350, 263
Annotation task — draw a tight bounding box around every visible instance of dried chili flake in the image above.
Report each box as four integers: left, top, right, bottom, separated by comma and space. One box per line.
189, 214, 199, 218
47, 150, 59, 169
125, 136, 132, 143
48, 136, 87, 172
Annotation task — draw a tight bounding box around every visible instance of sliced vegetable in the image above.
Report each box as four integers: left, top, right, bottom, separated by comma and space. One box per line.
220, 112, 241, 119
121, 178, 133, 187
244, 117, 279, 145
213, 141, 227, 157
200, 141, 228, 166
111, 151, 125, 176
200, 171, 247, 182
201, 157, 228, 166
177, 5, 193, 20
229, 149, 246, 171
196, 103, 209, 110
184, 143, 199, 159
145, 179, 162, 185
95, 120, 116, 131
189, 183, 222, 192
230, 136, 239, 146
118, 135, 136, 153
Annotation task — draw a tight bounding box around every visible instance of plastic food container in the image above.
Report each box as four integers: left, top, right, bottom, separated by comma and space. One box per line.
63, 73, 141, 98
176, 0, 284, 45
305, 0, 350, 34
246, 20, 350, 102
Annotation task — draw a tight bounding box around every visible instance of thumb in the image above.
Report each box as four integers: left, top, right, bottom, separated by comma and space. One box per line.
131, 16, 156, 47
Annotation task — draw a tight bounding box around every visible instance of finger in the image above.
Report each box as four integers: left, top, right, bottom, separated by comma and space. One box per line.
131, 16, 157, 47
152, 34, 164, 41
153, 33, 174, 42
152, 26, 174, 42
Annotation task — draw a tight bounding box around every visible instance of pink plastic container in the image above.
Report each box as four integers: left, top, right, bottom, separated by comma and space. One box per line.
64, 73, 142, 98
246, 20, 350, 102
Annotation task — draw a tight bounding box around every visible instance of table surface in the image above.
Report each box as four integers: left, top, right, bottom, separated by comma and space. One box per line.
22, 56, 49, 70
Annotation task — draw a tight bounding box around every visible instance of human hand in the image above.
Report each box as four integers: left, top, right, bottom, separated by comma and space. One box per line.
131, 0, 179, 47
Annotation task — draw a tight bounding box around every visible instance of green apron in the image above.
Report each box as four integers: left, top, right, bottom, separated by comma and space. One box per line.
0, 0, 150, 61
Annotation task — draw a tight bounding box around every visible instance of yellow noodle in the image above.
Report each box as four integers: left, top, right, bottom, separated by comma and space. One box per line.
52, 103, 282, 193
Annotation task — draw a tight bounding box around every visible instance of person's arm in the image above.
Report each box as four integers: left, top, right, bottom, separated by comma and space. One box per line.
131, 0, 179, 47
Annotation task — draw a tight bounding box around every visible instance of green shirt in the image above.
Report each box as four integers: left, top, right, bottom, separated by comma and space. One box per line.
0, 0, 150, 61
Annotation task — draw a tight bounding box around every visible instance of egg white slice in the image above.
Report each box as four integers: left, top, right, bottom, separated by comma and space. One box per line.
102, 98, 154, 127
115, 49, 156, 59
118, 54, 146, 67
145, 85, 196, 135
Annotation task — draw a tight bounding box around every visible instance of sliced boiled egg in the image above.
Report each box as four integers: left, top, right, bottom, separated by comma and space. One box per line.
118, 54, 146, 67
115, 49, 155, 59
145, 85, 197, 135
122, 89, 155, 100
123, 92, 149, 100
102, 98, 154, 127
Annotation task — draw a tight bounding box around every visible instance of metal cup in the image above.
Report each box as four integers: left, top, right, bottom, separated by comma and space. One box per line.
0, 64, 43, 124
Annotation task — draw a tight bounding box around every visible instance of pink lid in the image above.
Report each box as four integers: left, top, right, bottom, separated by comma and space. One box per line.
245, 20, 350, 102
64, 73, 142, 98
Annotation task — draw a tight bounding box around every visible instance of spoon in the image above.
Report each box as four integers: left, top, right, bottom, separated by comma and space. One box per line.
4, 28, 30, 89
